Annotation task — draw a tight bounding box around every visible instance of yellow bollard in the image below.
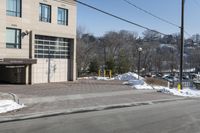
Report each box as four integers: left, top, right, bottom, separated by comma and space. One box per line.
104, 70, 106, 77
109, 70, 112, 78
98, 70, 101, 77
178, 83, 181, 92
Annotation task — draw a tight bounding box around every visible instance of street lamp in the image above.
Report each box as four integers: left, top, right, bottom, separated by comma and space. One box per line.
138, 47, 142, 80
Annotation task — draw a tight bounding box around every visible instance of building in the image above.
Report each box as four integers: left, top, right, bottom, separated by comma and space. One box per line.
0, 0, 77, 84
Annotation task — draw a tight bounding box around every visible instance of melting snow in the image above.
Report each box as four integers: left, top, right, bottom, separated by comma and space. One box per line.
114, 72, 200, 97
0, 100, 24, 114
95, 77, 114, 80
115, 72, 144, 81
156, 87, 200, 97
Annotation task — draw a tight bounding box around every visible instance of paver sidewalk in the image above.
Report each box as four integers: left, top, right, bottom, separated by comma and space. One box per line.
20, 90, 155, 104
0, 80, 133, 98
0, 80, 186, 121
2, 88, 182, 117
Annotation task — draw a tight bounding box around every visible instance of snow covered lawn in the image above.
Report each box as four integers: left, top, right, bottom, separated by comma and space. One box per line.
0, 100, 24, 114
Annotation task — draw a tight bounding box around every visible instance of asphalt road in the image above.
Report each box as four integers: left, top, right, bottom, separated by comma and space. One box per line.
1, 99, 200, 133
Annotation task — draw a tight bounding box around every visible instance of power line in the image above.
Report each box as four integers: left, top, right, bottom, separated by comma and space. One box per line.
74, 0, 167, 36
123, 0, 180, 28
123, 0, 192, 38
184, 31, 192, 38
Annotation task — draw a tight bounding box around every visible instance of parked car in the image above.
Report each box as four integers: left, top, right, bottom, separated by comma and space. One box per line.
162, 74, 179, 82
162, 75, 174, 82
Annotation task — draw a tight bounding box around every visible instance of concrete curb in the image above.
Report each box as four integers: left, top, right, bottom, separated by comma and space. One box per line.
0, 97, 191, 123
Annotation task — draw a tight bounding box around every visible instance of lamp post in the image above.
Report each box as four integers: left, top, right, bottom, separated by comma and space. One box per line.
138, 47, 142, 80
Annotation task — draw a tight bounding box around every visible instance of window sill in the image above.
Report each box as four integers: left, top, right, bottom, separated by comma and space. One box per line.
58, 24, 69, 26
39, 20, 51, 24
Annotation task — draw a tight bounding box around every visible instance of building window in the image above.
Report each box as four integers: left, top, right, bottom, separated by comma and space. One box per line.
34, 35, 70, 59
39, 3, 51, 23
6, 0, 21, 17
6, 28, 21, 49
57, 8, 68, 25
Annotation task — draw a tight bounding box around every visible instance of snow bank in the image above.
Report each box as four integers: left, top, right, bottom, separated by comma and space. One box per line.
115, 72, 200, 97
115, 72, 143, 81
115, 72, 152, 89
123, 80, 153, 89
0, 100, 24, 114
157, 87, 200, 97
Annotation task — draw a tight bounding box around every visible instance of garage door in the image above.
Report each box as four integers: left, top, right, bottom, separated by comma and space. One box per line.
33, 35, 71, 83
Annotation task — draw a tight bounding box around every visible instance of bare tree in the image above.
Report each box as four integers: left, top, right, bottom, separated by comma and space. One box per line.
76, 27, 97, 76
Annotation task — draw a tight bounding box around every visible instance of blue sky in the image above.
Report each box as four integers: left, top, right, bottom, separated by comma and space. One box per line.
77, 0, 200, 37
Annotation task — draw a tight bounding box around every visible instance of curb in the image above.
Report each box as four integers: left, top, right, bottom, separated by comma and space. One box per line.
0, 97, 191, 123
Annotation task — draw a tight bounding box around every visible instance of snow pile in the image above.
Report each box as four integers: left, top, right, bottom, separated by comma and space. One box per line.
157, 87, 200, 97
0, 100, 24, 114
115, 72, 200, 97
123, 79, 153, 89
115, 72, 152, 89
115, 72, 143, 81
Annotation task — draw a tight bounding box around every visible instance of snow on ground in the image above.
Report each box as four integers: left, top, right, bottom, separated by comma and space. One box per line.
156, 86, 200, 97
79, 72, 200, 97
0, 100, 24, 114
123, 79, 153, 90
114, 72, 200, 97
115, 72, 144, 81
77, 77, 95, 80
95, 76, 114, 80
78, 76, 114, 80
115, 72, 152, 89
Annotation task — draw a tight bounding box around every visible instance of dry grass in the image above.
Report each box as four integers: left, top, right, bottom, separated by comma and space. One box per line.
145, 77, 168, 87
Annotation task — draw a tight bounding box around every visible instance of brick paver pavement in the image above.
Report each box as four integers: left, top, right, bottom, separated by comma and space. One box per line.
0, 80, 132, 98
4, 91, 180, 116
0, 79, 182, 117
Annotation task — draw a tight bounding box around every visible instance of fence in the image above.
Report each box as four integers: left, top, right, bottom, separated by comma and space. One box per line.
171, 80, 194, 88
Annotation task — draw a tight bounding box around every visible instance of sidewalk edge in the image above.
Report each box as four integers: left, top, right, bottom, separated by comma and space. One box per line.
0, 97, 191, 123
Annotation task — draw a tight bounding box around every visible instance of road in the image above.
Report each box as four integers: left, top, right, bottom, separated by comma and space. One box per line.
1, 99, 200, 133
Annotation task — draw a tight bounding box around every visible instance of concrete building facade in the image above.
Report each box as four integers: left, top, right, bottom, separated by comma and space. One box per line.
0, 0, 77, 84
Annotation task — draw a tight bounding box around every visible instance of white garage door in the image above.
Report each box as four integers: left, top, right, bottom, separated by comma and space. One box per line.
33, 59, 69, 83
33, 35, 71, 83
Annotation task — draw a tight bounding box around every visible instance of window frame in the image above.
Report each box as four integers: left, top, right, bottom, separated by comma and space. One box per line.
57, 7, 68, 26
39, 3, 51, 23
6, 27, 22, 49
6, 0, 22, 17
34, 35, 70, 59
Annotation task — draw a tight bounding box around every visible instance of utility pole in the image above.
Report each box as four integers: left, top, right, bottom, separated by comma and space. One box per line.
179, 0, 185, 89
